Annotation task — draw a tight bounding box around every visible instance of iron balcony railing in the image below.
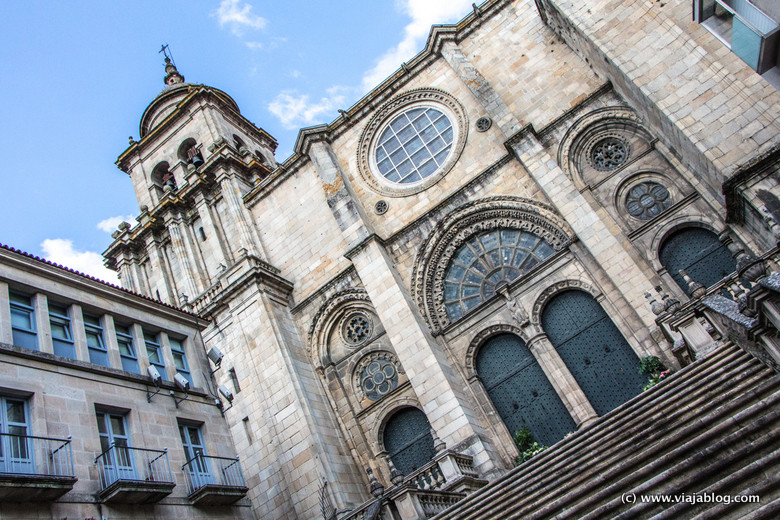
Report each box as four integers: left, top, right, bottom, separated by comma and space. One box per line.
94, 444, 173, 489
0, 432, 75, 477
181, 454, 247, 494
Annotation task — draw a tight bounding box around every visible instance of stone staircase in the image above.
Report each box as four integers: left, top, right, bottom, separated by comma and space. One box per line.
434, 344, 780, 519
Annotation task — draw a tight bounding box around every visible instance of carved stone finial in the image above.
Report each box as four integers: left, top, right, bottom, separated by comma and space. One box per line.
656, 286, 680, 315
679, 269, 706, 299
645, 292, 665, 316
385, 456, 405, 486
431, 428, 446, 453
366, 467, 384, 498
163, 57, 185, 86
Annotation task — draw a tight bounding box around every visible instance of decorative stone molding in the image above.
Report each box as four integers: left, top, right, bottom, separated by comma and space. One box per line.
530, 279, 601, 326
411, 197, 573, 333
355, 88, 468, 197
308, 288, 372, 364
464, 323, 526, 378
556, 106, 646, 183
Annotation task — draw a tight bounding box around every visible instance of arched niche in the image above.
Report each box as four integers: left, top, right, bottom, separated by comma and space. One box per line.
659, 227, 736, 294
381, 407, 435, 476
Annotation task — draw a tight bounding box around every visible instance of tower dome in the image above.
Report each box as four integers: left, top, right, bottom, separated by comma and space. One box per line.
138, 57, 239, 138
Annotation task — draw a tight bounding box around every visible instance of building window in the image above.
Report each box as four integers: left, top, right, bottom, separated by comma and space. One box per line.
170, 337, 192, 385
590, 136, 629, 171
144, 331, 167, 380
179, 423, 213, 487
96, 411, 135, 481
693, 0, 780, 75
659, 228, 736, 293
84, 314, 109, 367
383, 408, 436, 476
341, 312, 372, 346
115, 323, 140, 374
359, 358, 399, 401
443, 229, 556, 320
374, 106, 454, 185
0, 396, 33, 474
625, 181, 672, 220
49, 302, 76, 360
9, 291, 37, 351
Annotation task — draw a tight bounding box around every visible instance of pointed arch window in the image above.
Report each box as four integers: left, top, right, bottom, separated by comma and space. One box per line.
443, 229, 555, 320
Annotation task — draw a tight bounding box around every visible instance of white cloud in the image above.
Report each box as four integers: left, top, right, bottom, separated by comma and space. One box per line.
361, 0, 473, 92
287, 69, 302, 79
97, 215, 135, 233
268, 86, 352, 129
41, 239, 118, 283
245, 36, 286, 52
213, 0, 267, 36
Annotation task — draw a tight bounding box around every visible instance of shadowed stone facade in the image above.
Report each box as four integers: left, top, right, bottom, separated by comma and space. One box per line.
2, 1, 780, 519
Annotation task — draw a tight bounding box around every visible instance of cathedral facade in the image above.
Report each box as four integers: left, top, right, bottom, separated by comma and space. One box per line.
2, 0, 780, 519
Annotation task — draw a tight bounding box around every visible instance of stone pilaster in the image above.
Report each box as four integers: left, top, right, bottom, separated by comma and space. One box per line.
0, 281, 12, 344
69, 304, 90, 363
166, 217, 199, 301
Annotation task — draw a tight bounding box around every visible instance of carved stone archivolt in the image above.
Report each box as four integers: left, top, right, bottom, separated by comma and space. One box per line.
465, 323, 526, 378
411, 197, 574, 333
356, 88, 468, 197
530, 279, 601, 326
557, 106, 646, 184
308, 288, 372, 365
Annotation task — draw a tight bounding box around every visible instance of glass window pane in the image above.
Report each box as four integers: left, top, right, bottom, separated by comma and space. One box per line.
10, 308, 32, 329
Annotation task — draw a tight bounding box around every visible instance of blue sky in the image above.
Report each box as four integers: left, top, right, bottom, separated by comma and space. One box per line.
0, 0, 474, 282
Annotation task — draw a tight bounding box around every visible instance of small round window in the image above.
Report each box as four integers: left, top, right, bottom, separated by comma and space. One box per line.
591, 137, 629, 170
374, 107, 454, 185
625, 181, 671, 220
342, 312, 372, 346
360, 359, 399, 401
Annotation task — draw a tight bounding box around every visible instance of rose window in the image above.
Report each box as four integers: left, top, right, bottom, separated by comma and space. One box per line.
625, 181, 671, 220
591, 137, 629, 170
342, 313, 372, 346
360, 359, 399, 401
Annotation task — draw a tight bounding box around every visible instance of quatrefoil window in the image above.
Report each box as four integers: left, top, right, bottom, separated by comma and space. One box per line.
360, 359, 399, 401
591, 137, 629, 171
342, 312, 372, 346
625, 181, 671, 220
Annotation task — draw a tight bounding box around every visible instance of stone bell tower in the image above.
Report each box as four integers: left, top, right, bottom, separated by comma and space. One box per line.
103, 57, 367, 518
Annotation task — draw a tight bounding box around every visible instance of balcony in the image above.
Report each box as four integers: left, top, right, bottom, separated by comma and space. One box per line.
95, 444, 175, 504
693, 0, 780, 76
182, 454, 248, 505
0, 434, 76, 501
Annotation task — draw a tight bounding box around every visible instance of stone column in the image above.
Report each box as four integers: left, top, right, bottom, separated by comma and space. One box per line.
348, 237, 496, 473
526, 334, 598, 426
166, 218, 199, 302
0, 281, 12, 344
219, 176, 263, 258
144, 236, 175, 303
102, 314, 123, 370
511, 132, 660, 330
193, 191, 231, 273
33, 293, 52, 355
69, 304, 90, 363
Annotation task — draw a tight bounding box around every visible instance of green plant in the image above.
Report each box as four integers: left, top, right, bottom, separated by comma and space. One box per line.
638, 356, 672, 391
638, 355, 665, 375
514, 427, 548, 465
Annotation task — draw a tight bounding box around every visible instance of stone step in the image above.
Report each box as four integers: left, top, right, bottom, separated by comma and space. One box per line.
434, 344, 779, 519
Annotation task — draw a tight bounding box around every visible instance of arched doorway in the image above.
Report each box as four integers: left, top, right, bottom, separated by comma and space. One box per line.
541, 290, 645, 416
476, 333, 576, 446
659, 227, 735, 294
383, 408, 435, 475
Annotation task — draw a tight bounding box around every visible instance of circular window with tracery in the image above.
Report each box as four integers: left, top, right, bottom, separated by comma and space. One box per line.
360, 359, 399, 401
590, 137, 629, 170
625, 181, 671, 220
342, 312, 373, 346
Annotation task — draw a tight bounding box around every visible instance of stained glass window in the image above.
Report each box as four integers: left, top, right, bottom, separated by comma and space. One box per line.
443, 229, 555, 320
